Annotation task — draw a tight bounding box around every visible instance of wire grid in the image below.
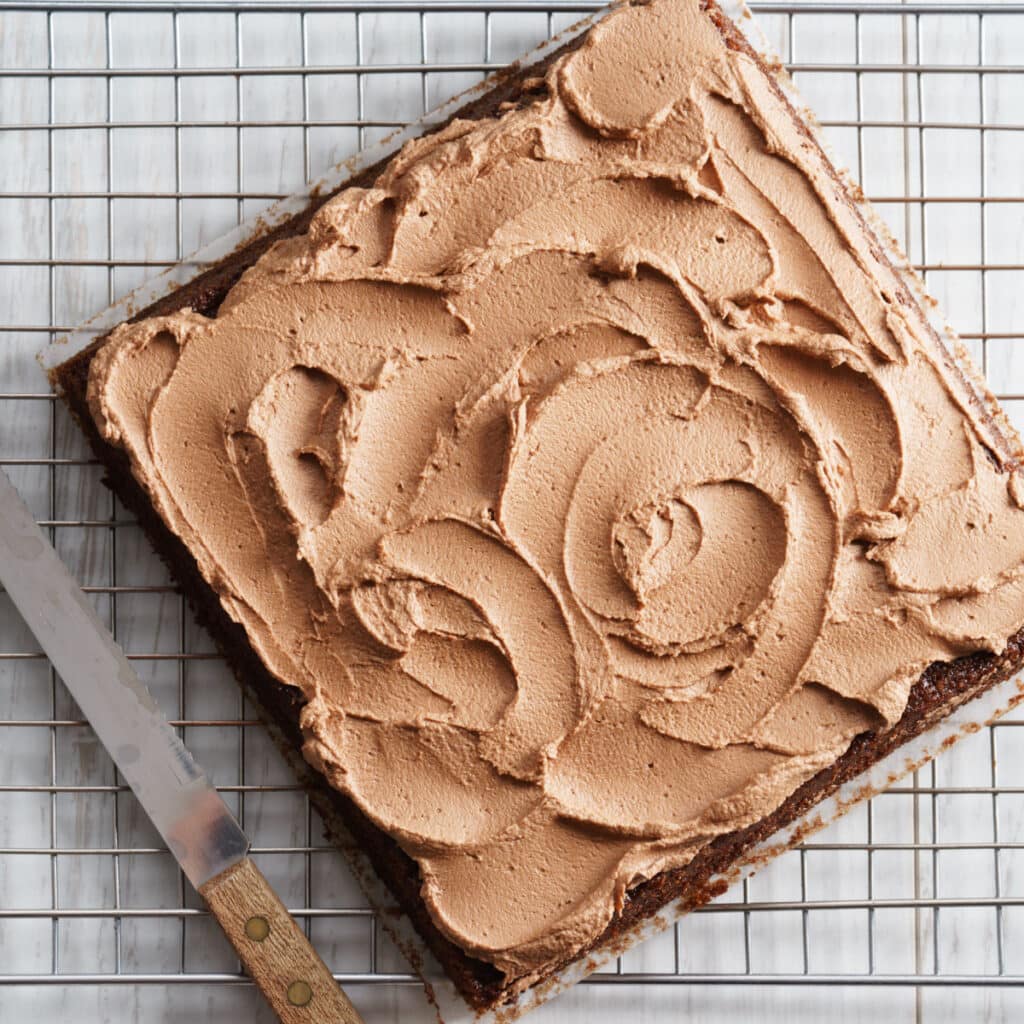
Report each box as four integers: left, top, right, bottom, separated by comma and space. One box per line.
1, 1, 1024, 1020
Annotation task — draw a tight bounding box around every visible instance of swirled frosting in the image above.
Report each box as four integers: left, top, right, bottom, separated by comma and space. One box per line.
88, 0, 1024, 984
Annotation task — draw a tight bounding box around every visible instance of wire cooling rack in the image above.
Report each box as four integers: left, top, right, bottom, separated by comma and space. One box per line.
2, 2, 1024, 1021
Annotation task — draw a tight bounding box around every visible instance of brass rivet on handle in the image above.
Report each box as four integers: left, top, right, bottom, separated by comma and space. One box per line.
287, 979, 314, 1007
244, 915, 270, 942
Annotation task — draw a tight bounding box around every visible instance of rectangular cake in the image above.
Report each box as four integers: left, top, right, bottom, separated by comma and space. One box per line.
53, 0, 1024, 1011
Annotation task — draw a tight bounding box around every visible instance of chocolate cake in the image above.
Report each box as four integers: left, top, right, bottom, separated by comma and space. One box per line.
52, 0, 1024, 1011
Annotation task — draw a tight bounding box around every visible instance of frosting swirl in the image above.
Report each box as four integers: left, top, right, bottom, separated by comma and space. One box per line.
88, 0, 1024, 984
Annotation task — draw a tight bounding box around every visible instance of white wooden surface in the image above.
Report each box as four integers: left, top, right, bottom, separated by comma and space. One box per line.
2, 2, 1024, 1022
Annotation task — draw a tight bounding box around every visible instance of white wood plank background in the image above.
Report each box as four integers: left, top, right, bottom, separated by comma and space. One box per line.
1, 2, 1023, 1021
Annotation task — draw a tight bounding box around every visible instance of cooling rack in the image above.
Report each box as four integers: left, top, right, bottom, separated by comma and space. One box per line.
2, 2, 1024, 1021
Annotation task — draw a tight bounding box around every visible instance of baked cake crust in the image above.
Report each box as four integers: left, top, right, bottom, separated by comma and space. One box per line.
53, 0, 1024, 1009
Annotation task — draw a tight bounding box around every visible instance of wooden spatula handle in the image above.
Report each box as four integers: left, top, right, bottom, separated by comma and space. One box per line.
200, 856, 365, 1024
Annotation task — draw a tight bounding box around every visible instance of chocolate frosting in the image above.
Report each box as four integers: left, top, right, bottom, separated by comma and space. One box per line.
88, 0, 1024, 984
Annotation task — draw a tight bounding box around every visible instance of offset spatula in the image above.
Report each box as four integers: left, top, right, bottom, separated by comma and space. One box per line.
0, 467, 364, 1024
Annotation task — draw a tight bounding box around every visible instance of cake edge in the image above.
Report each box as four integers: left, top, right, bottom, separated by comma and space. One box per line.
49, 0, 1024, 1011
